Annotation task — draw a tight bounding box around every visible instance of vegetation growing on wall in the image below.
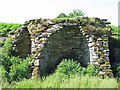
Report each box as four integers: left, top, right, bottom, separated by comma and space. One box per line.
56, 9, 84, 18
25, 17, 110, 38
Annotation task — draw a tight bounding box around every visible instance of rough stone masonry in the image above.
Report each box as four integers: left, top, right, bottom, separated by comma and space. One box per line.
12, 17, 113, 77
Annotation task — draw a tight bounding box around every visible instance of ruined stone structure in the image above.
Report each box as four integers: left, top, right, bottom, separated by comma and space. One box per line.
12, 17, 113, 77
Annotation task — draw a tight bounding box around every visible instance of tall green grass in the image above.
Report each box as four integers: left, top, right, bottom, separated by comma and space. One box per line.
1, 58, 119, 88
2, 73, 118, 88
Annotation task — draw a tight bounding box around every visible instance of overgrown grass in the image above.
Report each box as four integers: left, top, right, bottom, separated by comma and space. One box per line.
1, 59, 119, 88
2, 73, 118, 88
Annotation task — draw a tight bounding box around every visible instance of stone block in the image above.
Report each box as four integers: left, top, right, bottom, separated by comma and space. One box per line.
31, 48, 36, 53
98, 60, 106, 64
28, 62, 33, 66
92, 55, 98, 59
28, 60, 34, 66
97, 38, 103, 41
94, 58, 98, 61
102, 34, 107, 37
32, 67, 39, 76
103, 37, 108, 41
38, 44, 44, 47
88, 42, 95, 47
89, 37, 94, 42
103, 45, 108, 48
100, 64, 110, 68
34, 59, 40, 66
37, 53, 41, 57
47, 20, 54, 24
96, 48, 103, 52
102, 69, 112, 72
103, 54, 109, 57
105, 62, 110, 65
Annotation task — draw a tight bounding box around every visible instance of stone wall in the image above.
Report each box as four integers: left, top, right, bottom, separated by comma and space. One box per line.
34, 25, 90, 75
12, 17, 113, 77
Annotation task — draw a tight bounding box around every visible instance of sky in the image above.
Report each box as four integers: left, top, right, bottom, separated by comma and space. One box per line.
0, 0, 119, 26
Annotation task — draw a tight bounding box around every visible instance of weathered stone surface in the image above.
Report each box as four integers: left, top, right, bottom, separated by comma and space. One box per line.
12, 17, 113, 77
34, 59, 40, 66
32, 67, 39, 77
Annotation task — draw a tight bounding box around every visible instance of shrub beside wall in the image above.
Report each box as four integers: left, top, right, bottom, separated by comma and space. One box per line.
55, 59, 100, 78
0, 37, 32, 83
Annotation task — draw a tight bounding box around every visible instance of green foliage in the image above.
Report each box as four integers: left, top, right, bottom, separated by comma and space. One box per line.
2, 74, 118, 88
1, 58, 118, 88
9, 57, 32, 82
9, 24, 22, 34
0, 38, 13, 71
2, 37, 13, 56
56, 59, 99, 78
56, 59, 82, 77
56, 13, 67, 18
67, 9, 84, 18
0, 40, 4, 44
117, 63, 120, 78
110, 25, 119, 34
0, 37, 32, 82
0, 22, 22, 35
10, 56, 21, 65
56, 9, 84, 19
86, 63, 100, 76
1, 55, 32, 82
110, 25, 120, 47
111, 62, 118, 77
111, 62, 120, 78
0, 66, 8, 81
112, 36, 120, 47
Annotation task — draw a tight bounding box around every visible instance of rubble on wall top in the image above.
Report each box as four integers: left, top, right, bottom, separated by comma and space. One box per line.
24, 17, 110, 26
19, 17, 112, 37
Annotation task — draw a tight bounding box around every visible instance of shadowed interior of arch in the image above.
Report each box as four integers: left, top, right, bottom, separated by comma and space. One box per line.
15, 27, 31, 58
39, 25, 90, 75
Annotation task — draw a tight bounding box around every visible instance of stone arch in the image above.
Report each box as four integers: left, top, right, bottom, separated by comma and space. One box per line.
38, 25, 90, 75
13, 18, 113, 77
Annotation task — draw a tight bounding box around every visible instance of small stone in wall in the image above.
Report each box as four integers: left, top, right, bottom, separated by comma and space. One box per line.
32, 67, 39, 77
34, 59, 40, 66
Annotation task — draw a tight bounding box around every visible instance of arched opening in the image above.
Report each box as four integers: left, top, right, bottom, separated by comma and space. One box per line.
39, 25, 90, 75
15, 27, 31, 58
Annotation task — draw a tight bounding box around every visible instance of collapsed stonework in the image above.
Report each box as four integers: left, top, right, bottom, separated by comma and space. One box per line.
12, 17, 113, 77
